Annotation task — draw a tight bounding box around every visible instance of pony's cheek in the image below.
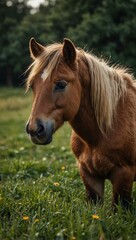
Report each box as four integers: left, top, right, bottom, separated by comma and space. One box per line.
63, 99, 80, 121
51, 110, 65, 132
55, 96, 66, 108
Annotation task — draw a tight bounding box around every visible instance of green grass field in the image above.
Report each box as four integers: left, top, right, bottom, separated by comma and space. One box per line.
0, 88, 136, 240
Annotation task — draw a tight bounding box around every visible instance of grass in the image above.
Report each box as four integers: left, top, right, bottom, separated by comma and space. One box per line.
0, 87, 136, 240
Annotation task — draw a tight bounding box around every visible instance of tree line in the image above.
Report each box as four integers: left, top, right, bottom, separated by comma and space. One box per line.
0, 0, 136, 86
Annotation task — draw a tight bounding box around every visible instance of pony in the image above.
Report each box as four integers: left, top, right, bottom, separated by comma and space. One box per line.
26, 38, 136, 209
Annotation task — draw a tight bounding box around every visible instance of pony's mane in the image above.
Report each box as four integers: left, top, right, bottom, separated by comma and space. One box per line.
80, 51, 130, 134
26, 43, 135, 134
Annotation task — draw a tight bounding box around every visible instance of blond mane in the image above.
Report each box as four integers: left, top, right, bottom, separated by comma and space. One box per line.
26, 43, 135, 134
81, 52, 130, 134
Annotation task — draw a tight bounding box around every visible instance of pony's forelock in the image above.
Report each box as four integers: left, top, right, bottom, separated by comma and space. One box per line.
26, 43, 62, 91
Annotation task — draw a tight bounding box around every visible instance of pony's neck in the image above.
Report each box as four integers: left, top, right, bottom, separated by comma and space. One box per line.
70, 70, 102, 146
70, 50, 127, 145
70, 52, 104, 144
74, 51, 127, 137
70, 97, 102, 146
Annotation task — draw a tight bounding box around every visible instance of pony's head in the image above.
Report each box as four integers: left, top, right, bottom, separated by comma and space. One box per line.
26, 38, 81, 145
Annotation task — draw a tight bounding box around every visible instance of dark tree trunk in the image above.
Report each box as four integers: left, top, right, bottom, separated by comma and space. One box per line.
6, 66, 13, 87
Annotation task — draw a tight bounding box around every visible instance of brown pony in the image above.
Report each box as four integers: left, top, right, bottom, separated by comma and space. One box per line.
26, 38, 136, 208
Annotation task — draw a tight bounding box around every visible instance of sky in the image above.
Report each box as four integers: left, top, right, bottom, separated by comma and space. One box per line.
28, 0, 45, 8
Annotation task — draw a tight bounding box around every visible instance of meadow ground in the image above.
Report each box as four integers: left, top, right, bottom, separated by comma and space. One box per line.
0, 88, 136, 240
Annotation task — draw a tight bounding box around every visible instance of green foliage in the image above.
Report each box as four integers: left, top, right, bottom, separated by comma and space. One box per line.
0, 0, 136, 86
0, 89, 136, 239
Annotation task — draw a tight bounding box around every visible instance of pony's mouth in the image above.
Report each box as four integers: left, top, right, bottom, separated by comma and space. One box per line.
30, 134, 53, 145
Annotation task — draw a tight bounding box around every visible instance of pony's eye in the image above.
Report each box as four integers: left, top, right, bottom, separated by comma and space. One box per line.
54, 80, 67, 91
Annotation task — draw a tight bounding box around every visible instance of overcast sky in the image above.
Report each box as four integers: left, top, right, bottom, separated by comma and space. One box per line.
28, 0, 45, 8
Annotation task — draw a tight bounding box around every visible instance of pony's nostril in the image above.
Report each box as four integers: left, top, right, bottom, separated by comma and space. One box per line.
26, 119, 46, 138
37, 124, 45, 137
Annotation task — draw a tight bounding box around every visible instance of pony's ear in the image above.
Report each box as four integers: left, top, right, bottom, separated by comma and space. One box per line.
29, 38, 45, 59
62, 38, 76, 64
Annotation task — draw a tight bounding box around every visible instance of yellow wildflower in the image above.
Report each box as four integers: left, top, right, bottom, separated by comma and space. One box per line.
22, 216, 29, 221
92, 214, 100, 220
61, 166, 65, 171
70, 237, 76, 240
53, 182, 60, 187
34, 219, 39, 223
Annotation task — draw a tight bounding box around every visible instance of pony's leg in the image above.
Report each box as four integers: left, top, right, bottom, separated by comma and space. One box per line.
78, 163, 105, 204
71, 131, 104, 203
110, 167, 134, 209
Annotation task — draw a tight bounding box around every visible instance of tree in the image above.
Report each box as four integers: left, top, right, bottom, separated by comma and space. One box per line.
0, 0, 31, 86
0, 0, 136, 86
66, 0, 136, 71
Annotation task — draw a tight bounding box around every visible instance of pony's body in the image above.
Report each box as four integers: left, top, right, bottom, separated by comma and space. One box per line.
71, 85, 136, 203
70, 56, 136, 205
26, 38, 136, 208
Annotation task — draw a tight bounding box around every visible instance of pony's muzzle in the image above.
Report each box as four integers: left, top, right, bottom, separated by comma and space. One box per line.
26, 119, 54, 145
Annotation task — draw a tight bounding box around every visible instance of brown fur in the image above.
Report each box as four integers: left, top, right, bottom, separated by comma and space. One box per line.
26, 38, 136, 208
